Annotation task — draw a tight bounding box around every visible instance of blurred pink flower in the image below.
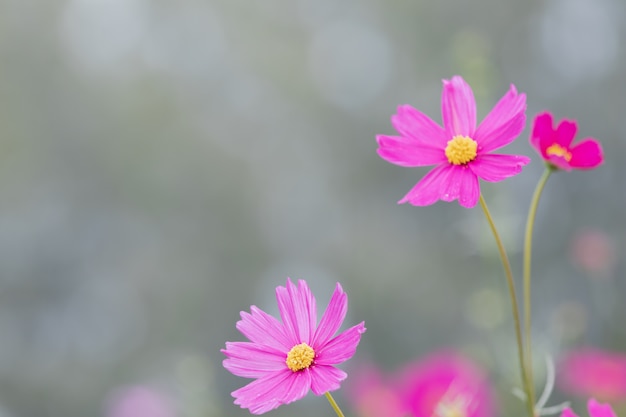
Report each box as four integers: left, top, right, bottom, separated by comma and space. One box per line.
561, 398, 617, 417
569, 228, 617, 277
106, 386, 177, 417
529, 112, 603, 171
377, 75, 529, 208
558, 348, 626, 402
345, 364, 405, 417
397, 351, 496, 417
222, 278, 366, 414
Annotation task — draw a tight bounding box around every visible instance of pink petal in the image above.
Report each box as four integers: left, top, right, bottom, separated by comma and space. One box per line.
555, 118, 578, 147
457, 168, 481, 208
588, 399, 617, 417
569, 138, 604, 169
312, 283, 347, 347
276, 279, 317, 345
399, 164, 480, 208
310, 365, 347, 395
561, 408, 579, 417
236, 306, 291, 351
530, 112, 554, 152
441, 76, 477, 137
376, 135, 447, 167
398, 165, 454, 206
439, 165, 480, 208
232, 369, 311, 415
222, 342, 286, 378
315, 322, 366, 365
391, 105, 449, 148
474, 85, 526, 153
469, 154, 531, 182
279, 370, 313, 409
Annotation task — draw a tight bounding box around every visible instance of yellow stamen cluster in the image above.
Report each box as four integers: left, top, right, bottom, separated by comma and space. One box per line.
434, 388, 472, 417
434, 398, 469, 417
445, 136, 478, 165
545, 143, 572, 161
286, 343, 315, 372
435, 402, 467, 417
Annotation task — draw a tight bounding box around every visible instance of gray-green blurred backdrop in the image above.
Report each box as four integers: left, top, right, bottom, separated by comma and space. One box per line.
0, 0, 624, 416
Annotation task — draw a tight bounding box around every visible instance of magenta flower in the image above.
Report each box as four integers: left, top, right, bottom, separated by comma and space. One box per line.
376, 75, 530, 208
222, 278, 366, 414
561, 398, 617, 417
397, 351, 496, 417
529, 112, 603, 171
558, 348, 626, 402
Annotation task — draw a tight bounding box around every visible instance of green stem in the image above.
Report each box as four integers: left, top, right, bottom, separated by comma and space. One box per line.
325, 392, 345, 417
479, 194, 535, 417
522, 167, 553, 409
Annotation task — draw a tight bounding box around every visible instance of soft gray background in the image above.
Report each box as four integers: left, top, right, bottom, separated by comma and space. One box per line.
0, 0, 624, 416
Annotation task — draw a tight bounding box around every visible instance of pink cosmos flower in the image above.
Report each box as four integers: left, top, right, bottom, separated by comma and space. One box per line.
377, 75, 530, 208
222, 278, 366, 414
561, 398, 617, 417
397, 351, 496, 417
558, 348, 626, 402
529, 112, 603, 171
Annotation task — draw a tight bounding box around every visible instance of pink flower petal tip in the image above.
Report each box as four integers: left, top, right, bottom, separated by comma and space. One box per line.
222, 278, 366, 414
377, 75, 530, 208
561, 398, 617, 417
529, 111, 604, 171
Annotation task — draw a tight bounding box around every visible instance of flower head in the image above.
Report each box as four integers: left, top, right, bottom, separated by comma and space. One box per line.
558, 348, 626, 402
222, 278, 366, 414
377, 75, 530, 208
561, 398, 617, 417
397, 351, 496, 417
529, 112, 603, 171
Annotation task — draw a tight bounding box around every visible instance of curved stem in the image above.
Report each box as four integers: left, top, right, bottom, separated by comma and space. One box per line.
325, 392, 345, 417
479, 194, 535, 417
523, 168, 553, 408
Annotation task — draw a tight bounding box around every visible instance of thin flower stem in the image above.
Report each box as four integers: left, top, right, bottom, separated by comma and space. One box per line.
325, 392, 345, 417
522, 167, 553, 408
479, 194, 535, 417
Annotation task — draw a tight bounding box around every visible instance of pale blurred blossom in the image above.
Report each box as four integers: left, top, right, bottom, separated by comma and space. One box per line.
558, 348, 626, 403
569, 228, 617, 278
106, 386, 177, 417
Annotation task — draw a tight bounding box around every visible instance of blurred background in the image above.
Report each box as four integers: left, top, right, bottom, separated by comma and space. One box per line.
0, 0, 624, 416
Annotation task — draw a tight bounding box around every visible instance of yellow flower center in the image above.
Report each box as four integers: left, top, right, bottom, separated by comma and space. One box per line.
286, 343, 315, 372
435, 402, 467, 417
433, 386, 473, 417
434, 396, 470, 417
545, 143, 572, 162
445, 136, 478, 165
